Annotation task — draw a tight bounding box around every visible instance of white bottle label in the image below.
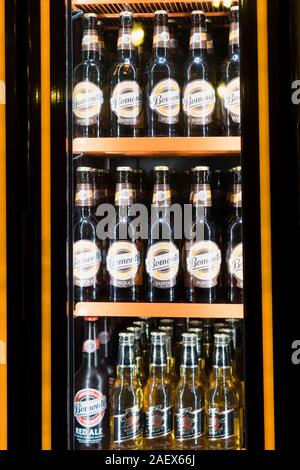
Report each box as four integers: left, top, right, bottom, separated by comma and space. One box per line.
146, 241, 179, 289
73, 240, 101, 287
228, 242, 243, 288
107, 241, 141, 288
73, 81, 103, 125
186, 240, 221, 288
149, 79, 180, 124
224, 77, 241, 123
183, 80, 216, 125
110, 80, 142, 125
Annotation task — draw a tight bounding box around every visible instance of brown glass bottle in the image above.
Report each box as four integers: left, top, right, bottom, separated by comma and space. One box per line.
221, 6, 241, 136
225, 166, 243, 303
107, 167, 143, 301
73, 167, 105, 302
73, 13, 108, 138
146, 11, 180, 137
74, 317, 109, 450
184, 166, 222, 303
145, 166, 181, 302
183, 11, 216, 137
97, 19, 107, 67
98, 316, 116, 399
211, 169, 227, 228
111, 11, 143, 137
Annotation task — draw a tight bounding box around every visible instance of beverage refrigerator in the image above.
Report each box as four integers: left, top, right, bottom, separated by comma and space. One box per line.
21, 0, 299, 454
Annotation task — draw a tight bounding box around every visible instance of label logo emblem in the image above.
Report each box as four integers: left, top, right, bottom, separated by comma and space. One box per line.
186, 240, 221, 288
150, 79, 180, 124
107, 241, 140, 287
73, 240, 101, 287
228, 242, 243, 287
74, 389, 107, 428
146, 241, 179, 288
183, 80, 216, 124
110, 80, 142, 125
224, 77, 240, 123
73, 81, 103, 124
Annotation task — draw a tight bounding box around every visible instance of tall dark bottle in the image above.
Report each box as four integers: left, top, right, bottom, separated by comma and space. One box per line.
225, 166, 243, 303
98, 316, 116, 398
74, 317, 109, 450
73, 167, 106, 302
107, 167, 143, 301
221, 6, 241, 136
97, 19, 107, 66
73, 13, 108, 138
183, 11, 216, 137
184, 167, 222, 303
146, 11, 180, 137
110, 11, 143, 137
145, 166, 181, 302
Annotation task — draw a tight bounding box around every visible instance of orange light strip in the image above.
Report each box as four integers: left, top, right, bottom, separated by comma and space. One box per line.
257, 0, 275, 450
41, 0, 52, 450
0, 0, 7, 451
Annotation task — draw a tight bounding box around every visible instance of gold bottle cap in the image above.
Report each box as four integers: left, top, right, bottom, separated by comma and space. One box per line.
191, 166, 210, 172
116, 166, 133, 172
154, 166, 169, 171
76, 166, 92, 172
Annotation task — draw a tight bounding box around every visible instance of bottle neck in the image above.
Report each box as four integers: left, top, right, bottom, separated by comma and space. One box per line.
82, 322, 99, 369
180, 365, 198, 384
230, 182, 242, 215
189, 25, 207, 58
212, 344, 231, 381
117, 365, 135, 383
82, 28, 100, 61
152, 24, 170, 58
117, 24, 135, 61
229, 21, 240, 54
149, 364, 167, 380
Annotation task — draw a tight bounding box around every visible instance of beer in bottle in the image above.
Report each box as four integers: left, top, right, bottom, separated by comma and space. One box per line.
111, 11, 143, 137
132, 320, 150, 373
221, 6, 241, 136
74, 317, 109, 450
143, 332, 173, 450
112, 332, 143, 450
73, 167, 105, 302
146, 11, 180, 137
207, 333, 240, 450
174, 333, 206, 450
107, 167, 143, 301
225, 318, 243, 381
174, 318, 186, 375
184, 167, 222, 303
183, 11, 216, 137
188, 327, 209, 393
158, 325, 178, 387
146, 166, 181, 301
127, 326, 147, 387
73, 14, 108, 138
225, 166, 243, 303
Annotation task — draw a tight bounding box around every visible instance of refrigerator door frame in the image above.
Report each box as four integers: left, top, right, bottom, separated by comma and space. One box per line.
40, 0, 275, 451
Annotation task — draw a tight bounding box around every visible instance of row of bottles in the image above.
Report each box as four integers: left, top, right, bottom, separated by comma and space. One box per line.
73, 165, 243, 303
74, 316, 243, 450
73, 8, 240, 138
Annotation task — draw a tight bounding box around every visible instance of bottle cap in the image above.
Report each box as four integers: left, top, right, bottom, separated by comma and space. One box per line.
154, 10, 168, 15
119, 332, 135, 345
77, 166, 92, 172
83, 13, 97, 19
120, 10, 133, 17
231, 6, 240, 11
191, 166, 210, 172
191, 10, 204, 15
116, 166, 133, 172
154, 166, 169, 171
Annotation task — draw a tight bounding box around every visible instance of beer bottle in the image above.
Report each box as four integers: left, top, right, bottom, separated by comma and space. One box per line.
97, 19, 107, 66
143, 332, 173, 450
182, 11, 216, 137
188, 327, 209, 393
110, 11, 143, 137
74, 317, 109, 450
133, 168, 146, 204
207, 333, 240, 450
184, 166, 222, 303
158, 325, 178, 387
225, 166, 243, 303
132, 320, 150, 373
73, 167, 104, 302
127, 326, 147, 387
211, 169, 227, 228
146, 11, 180, 137
98, 317, 116, 399
146, 166, 181, 302
107, 167, 143, 301
203, 319, 213, 376
112, 332, 143, 450
225, 318, 243, 381
218, 327, 243, 408
73, 13, 108, 138
174, 333, 206, 450
221, 6, 241, 136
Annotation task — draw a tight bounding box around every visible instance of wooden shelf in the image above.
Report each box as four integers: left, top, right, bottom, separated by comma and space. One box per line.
74, 302, 244, 318
73, 137, 241, 157
72, 1, 237, 17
